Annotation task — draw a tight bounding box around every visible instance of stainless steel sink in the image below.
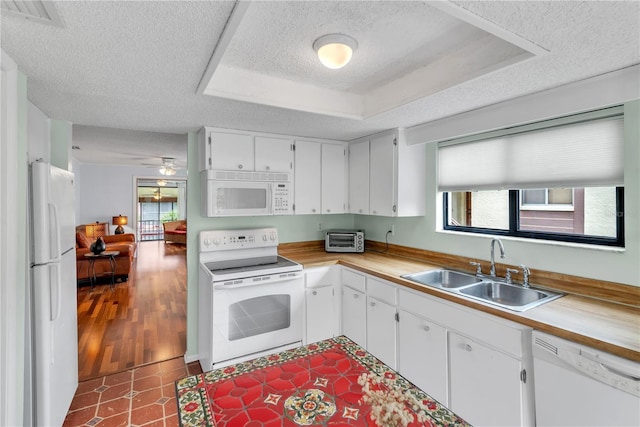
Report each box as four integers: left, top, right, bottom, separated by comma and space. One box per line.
458, 281, 563, 311
402, 269, 482, 289
401, 268, 564, 312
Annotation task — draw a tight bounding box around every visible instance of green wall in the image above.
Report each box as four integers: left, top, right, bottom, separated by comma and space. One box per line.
184, 101, 640, 360
50, 120, 73, 170
355, 100, 640, 288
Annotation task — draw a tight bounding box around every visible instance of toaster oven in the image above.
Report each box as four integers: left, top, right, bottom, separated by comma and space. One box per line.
325, 230, 364, 253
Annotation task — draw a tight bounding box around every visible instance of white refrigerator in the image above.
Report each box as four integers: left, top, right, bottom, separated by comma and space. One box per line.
29, 161, 78, 426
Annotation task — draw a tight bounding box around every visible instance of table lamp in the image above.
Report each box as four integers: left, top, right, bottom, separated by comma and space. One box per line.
112, 215, 128, 234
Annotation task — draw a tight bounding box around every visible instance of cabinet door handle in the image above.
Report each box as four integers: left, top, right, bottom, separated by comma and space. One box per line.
370, 301, 376, 307
238, 164, 243, 169
353, 293, 359, 299
326, 209, 331, 213
312, 290, 317, 296
423, 325, 430, 332
265, 165, 271, 171
465, 344, 472, 352
359, 209, 363, 213
311, 208, 316, 213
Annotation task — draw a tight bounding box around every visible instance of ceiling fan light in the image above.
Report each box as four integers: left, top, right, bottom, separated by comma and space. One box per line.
313, 34, 357, 69
159, 166, 176, 176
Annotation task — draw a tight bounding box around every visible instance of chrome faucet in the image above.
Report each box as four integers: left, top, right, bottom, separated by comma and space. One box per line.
520, 264, 531, 288
490, 238, 505, 277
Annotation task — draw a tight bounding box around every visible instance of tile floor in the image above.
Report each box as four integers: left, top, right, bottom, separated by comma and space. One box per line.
63, 357, 202, 427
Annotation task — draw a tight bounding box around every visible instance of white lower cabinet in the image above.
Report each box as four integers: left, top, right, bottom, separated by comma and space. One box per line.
342, 286, 366, 348
341, 268, 367, 348
305, 286, 335, 344
398, 287, 534, 427
449, 332, 525, 427
304, 266, 339, 344
366, 296, 397, 369
303, 266, 534, 426
397, 309, 447, 405
365, 277, 397, 369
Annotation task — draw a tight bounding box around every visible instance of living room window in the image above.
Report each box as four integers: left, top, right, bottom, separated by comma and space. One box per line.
439, 107, 625, 247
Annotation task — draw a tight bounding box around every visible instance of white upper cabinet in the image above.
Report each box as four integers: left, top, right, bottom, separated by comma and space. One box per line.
348, 139, 370, 214
369, 133, 396, 216
349, 128, 426, 217
321, 143, 347, 214
198, 128, 293, 173
294, 140, 322, 215
198, 128, 254, 171
254, 136, 293, 173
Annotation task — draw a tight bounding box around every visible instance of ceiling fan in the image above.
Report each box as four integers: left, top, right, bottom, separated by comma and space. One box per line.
141, 157, 183, 175
158, 157, 178, 176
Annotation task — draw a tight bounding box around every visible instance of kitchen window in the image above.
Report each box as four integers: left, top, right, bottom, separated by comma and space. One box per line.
439, 107, 625, 247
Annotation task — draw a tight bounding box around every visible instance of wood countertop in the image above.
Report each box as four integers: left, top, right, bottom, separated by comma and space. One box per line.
280, 246, 640, 362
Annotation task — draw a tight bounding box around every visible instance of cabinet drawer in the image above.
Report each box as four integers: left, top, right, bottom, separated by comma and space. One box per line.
342, 268, 366, 293
367, 277, 396, 304
399, 288, 528, 358
305, 266, 338, 289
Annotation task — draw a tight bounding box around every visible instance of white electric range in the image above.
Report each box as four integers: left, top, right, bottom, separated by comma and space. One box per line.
198, 227, 303, 371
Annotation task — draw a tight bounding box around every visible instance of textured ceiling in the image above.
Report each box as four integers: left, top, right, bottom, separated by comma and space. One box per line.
206, 1, 538, 119
1, 0, 639, 166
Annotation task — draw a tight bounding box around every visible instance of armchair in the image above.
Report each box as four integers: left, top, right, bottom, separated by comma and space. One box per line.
162, 220, 186, 244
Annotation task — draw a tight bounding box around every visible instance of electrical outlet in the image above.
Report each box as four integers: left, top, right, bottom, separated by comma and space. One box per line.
318, 223, 323, 231
390, 225, 395, 235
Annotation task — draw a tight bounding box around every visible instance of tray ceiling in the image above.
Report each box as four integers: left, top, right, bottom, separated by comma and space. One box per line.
202, 1, 545, 119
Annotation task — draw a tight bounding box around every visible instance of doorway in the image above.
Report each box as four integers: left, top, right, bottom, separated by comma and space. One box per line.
76, 176, 189, 380
136, 178, 187, 241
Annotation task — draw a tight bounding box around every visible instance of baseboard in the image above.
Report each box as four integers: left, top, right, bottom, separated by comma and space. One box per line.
183, 353, 200, 364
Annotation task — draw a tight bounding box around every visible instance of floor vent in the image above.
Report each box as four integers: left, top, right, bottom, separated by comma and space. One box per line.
1, 1, 63, 27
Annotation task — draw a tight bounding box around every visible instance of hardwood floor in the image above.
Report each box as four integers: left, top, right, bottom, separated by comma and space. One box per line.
77, 241, 187, 381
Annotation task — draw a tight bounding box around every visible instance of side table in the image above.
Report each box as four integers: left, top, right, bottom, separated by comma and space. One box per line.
84, 251, 120, 289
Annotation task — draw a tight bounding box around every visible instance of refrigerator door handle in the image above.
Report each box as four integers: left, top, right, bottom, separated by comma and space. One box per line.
49, 201, 62, 263
50, 264, 61, 323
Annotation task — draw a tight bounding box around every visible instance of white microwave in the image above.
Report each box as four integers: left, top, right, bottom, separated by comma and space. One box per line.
200, 170, 293, 217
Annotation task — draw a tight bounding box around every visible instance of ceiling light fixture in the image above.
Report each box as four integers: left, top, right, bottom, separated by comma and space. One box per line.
313, 34, 357, 69
157, 179, 167, 186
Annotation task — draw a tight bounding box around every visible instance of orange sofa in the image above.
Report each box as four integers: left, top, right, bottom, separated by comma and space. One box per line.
163, 220, 186, 244
76, 232, 137, 283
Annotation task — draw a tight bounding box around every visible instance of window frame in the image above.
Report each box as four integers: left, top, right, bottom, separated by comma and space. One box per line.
443, 187, 625, 247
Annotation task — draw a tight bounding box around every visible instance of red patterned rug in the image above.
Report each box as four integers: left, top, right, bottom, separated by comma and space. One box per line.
175, 336, 469, 426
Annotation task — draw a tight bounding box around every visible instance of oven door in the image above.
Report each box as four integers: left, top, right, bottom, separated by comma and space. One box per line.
211, 272, 303, 364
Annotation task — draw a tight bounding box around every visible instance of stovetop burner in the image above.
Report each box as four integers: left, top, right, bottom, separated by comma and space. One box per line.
205, 255, 301, 279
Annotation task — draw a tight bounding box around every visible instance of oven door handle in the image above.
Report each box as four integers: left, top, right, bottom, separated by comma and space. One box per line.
213, 272, 303, 289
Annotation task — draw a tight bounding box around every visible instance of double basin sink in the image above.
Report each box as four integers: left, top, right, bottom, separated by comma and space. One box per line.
401, 269, 563, 312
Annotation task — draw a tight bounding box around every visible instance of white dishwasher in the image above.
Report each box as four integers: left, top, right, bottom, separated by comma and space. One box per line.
532, 331, 640, 426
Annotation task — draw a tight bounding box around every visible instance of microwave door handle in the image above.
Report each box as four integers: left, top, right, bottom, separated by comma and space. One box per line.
268, 184, 273, 213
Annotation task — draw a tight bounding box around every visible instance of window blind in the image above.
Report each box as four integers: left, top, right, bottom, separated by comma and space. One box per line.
437, 112, 624, 192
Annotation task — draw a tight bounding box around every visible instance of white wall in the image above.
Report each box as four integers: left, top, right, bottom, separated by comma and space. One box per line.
74, 163, 187, 233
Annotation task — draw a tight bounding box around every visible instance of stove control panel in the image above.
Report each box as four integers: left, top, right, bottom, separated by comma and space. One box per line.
200, 228, 278, 251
